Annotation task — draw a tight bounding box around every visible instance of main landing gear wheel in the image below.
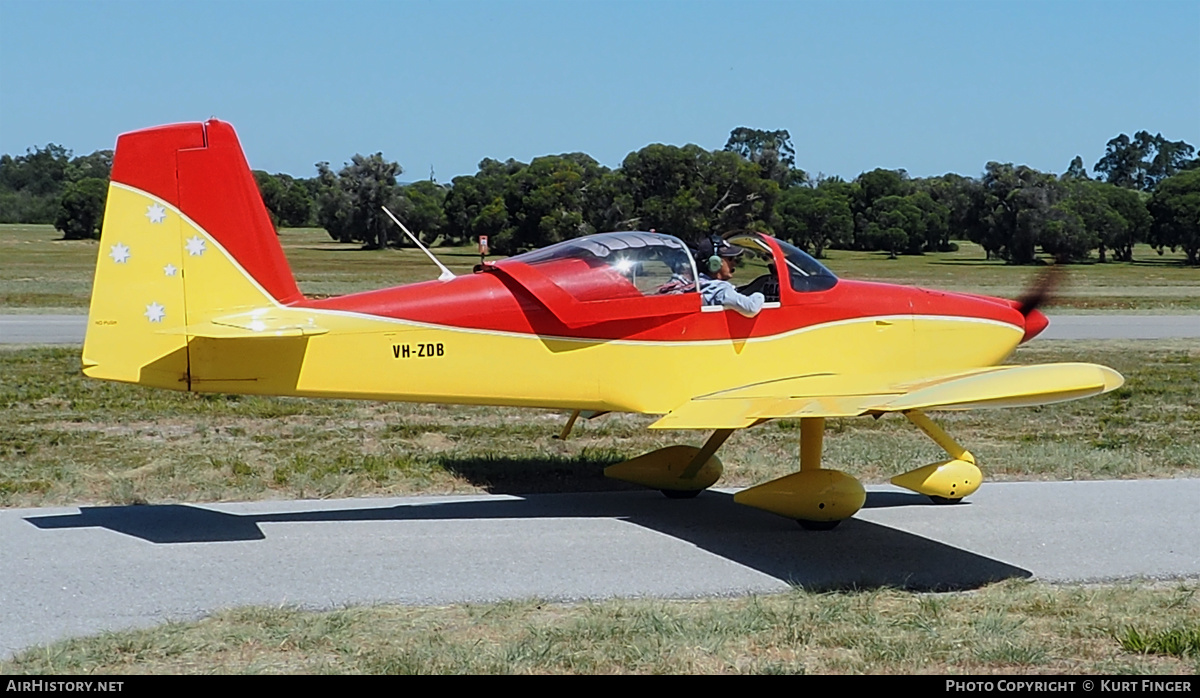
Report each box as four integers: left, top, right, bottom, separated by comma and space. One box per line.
661, 489, 703, 499
928, 495, 963, 505
797, 519, 841, 531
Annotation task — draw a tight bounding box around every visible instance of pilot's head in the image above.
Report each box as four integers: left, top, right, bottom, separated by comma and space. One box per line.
694, 238, 743, 281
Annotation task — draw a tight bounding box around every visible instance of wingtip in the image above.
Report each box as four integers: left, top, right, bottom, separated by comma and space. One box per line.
1101, 366, 1125, 392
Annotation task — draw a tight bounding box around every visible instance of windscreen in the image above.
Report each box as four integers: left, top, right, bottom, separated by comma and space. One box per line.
727, 234, 838, 296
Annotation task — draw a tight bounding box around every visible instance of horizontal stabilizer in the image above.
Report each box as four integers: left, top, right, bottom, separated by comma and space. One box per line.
161, 312, 328, 339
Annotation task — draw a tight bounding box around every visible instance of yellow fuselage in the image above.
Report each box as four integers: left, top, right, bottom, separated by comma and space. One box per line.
84, 181, 1024, 417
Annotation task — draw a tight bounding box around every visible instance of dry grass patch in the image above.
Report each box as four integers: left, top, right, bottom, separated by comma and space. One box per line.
3, 580, 1197, 674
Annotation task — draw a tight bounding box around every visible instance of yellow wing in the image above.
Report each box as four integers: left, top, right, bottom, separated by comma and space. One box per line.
650, 363, 1124, 429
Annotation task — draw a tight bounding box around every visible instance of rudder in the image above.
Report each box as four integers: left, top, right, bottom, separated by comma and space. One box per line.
83, 120, 302, 389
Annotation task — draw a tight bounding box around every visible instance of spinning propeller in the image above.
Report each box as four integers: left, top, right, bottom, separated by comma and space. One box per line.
1012, 265, 1062, 342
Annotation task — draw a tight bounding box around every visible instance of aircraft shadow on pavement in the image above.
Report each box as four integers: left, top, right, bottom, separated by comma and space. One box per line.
26, 490, 1028, 592
435, 454, 640, 494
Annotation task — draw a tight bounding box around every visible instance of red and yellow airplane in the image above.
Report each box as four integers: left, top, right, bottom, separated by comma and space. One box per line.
82, 120, 1124, 529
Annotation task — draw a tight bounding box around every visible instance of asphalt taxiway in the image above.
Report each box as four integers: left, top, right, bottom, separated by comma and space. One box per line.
3, 480, 1199, 658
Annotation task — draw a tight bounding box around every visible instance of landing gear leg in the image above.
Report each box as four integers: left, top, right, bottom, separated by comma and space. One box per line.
556, 410, 581, 440
555, 410, 610, 440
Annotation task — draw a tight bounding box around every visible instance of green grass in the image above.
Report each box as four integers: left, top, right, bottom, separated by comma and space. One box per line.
1121, 626, 1200, 659
2, 224, 1198, 311
3, 580, 1196, 674
1, 339, 1196, 508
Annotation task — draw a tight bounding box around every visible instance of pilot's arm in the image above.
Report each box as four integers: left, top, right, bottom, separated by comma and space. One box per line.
723, 288, 765, 317
703, 279, 765, 317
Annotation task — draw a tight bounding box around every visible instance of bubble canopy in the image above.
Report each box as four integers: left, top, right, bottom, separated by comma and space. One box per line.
507, 231, 700, 299
500, 231, 837, 303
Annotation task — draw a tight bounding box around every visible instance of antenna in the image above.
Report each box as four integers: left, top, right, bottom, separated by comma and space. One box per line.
381, 206, 456, 281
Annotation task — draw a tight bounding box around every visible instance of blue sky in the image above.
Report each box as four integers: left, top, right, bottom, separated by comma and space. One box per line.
2, 0, 1197, 183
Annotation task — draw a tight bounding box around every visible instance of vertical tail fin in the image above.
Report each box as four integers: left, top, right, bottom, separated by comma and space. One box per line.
83, 119, 303, 389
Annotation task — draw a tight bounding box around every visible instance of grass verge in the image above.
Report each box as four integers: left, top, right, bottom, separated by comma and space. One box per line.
2, 580, 1196, 674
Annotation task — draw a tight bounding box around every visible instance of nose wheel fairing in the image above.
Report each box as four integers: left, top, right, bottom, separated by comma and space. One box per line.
889, 410, 982, 502
891, 458, 981, 502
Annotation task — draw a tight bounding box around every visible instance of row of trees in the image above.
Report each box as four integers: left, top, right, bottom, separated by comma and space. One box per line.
2, 129, 1197, 264
297, 127, 1199, 264
0, 145, 112, 238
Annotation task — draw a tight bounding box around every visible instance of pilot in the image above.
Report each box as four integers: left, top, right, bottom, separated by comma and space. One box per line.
694, 238, 765, 317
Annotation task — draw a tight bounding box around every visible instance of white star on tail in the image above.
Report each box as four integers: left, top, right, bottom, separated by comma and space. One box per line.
109, 243, 131, 264
185, 236, 206, 256
144, 302, 166, 323
163, 264, 178, 277
146, 204, 167, 224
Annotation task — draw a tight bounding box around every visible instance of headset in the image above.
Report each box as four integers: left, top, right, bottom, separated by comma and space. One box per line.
706, 233, 724, 274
